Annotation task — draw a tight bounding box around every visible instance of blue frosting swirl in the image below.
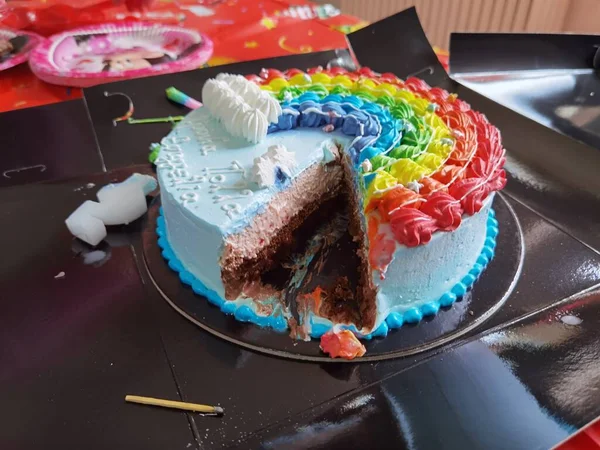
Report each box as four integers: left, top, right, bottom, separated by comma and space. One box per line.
268, 93, 404, 166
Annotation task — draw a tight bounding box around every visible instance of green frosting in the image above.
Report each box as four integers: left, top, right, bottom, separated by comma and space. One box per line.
402, 116, 432, 150
149, 143, 161, 164
389, 144, 423, 160
330, 85, 351, 96
389, 101, 414, 120
354, 90, 377, 102
371, 154, 396, 170
305, 83, 329, 97
376, 95, 396, 108
277, 84, 435, 168
277, 86, 304, 101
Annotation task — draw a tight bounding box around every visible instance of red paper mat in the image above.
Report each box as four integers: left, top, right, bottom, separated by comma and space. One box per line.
555, 418, 600, 449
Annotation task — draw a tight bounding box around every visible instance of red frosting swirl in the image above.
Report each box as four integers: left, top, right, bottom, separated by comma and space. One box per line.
424, 87, 450, 103
389, 208, 438, 247
404, 76, 431, 91
449, 178, 489, 215
466, 156, 489, 179
452, 97, 471, 112
431, 164, 464, 185
405, 76, 506, 221
488, 169, 507, 192
370, 232, 396, 277
420, 192, 463, 231
381, 72, 401, 84
358, 67, 378, 78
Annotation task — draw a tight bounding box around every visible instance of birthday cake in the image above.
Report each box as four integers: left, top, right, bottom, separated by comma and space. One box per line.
154, 67, 506, 343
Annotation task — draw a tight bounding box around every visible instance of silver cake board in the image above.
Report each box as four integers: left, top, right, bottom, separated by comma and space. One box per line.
139, 194, 523, 362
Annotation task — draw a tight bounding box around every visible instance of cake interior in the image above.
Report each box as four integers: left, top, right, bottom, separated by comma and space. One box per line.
219, 143, 374, 330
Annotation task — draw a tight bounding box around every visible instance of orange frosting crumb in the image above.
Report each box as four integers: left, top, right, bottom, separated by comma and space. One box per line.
320, 329, 366, 359
309, 286, 323, 312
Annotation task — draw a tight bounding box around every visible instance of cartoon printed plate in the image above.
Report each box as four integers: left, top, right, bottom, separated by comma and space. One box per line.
29, 22, 213, 87
0, 29, 43, 72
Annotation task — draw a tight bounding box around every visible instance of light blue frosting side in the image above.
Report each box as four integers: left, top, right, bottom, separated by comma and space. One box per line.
307, 204, 498, 339
157, 209, 289, 332
372, 195, 495, 330
156, 205, 499, 340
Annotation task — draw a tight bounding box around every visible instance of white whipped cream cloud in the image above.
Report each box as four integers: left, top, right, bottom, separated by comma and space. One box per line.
202, 74, 281, 143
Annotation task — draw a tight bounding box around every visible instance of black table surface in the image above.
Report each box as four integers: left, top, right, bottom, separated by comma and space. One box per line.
3, 17, 600, 449
2, 97, 600, 450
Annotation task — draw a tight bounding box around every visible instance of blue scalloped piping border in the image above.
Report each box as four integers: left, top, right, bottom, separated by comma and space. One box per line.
156, 207, 498, 339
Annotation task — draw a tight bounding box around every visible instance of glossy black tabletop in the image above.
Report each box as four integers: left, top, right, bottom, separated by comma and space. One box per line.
3, 9, 600, 450
450, 33, 600, 154
2, 168, 600, 450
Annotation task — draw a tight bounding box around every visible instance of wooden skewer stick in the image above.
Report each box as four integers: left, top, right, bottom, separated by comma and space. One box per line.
125, 395, 224, 415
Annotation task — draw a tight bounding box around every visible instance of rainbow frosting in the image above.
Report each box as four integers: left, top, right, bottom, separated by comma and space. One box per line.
251, 67, 506, 268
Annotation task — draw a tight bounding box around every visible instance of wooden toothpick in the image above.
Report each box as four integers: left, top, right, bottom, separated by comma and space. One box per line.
125, 395, 224, 415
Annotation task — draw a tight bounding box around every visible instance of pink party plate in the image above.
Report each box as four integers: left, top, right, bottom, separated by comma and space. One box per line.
29, 22, 213, 87
0, 29, 43, 72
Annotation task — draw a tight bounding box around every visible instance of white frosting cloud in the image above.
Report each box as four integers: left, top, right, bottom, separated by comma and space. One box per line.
216, 73, 282, 123
202, 74, 282, 143
250, 144, 297, 188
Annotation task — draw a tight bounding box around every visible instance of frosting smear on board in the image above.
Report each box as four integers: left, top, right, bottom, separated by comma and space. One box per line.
155, 67, 507, 354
